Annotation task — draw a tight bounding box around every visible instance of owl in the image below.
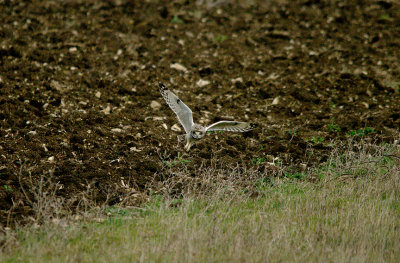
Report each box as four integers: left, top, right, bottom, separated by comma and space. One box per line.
159, 82, 257, 151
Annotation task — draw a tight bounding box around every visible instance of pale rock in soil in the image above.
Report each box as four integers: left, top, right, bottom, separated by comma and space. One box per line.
130, 147, 142, 152
111, 128, 123, 133
196, 79, 210, 87
153, 116, 166, 121
101, 105, 111, 115
50, 80, 65, 92
170, 63, 188, 73
272, 97, 280, 105
231, 77, 243, 83
150, 100, 162, 110
42, 144, 48, 152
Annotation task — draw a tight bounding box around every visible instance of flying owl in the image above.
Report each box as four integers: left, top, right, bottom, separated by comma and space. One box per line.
159, 82, 257, 151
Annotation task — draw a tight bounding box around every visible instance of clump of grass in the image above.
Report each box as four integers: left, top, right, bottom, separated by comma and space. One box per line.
252, 157, 266, 165
3, 185, 12, 192
162, 152, 191, 168
378, 14, 392, 22
215, 34, 228, 43
346, 127, 375, 137
16, 164, 67, 224
171, 15, 184, 24
311, 136, 324, 144
286, 128, 297, 137
283, 171, 307, 180
327, 120, 341, 134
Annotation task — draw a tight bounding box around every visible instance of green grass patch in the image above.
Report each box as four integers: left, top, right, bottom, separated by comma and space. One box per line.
162, 152, 191, 167
215, 34, 228, 43
346, 127, 375, 137
171, 15, 184, 24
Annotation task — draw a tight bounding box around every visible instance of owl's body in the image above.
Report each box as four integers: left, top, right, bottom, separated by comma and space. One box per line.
159, 83, 257, 151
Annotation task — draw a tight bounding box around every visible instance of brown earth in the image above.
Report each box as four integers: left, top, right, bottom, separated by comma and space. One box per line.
0, 0, 399, 227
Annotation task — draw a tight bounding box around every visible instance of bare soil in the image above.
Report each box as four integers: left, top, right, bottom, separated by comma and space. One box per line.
1, 0, 399, 227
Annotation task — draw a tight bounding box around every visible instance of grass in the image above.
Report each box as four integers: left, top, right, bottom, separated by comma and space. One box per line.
252, 157, 266, 165
346, 127, 375, 137
1, 141, 400, 262
215, 34, 228, 43
311, 135, 325, 144
171, 15, 184, 24
162, 152, 191, 167
327, 122, 341, 134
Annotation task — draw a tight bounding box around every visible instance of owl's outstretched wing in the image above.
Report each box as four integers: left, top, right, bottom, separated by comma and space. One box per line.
205, 121, 257, 132
159, 83, 193, 133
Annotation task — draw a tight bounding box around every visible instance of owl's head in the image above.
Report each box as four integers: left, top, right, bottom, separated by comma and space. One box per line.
191, 125, 206, 139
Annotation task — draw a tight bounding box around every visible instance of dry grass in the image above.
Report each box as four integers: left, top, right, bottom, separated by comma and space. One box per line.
1, 140, 400, 262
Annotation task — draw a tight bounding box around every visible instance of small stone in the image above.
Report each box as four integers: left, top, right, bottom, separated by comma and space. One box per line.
95, 91, 101, 98
162, 123, 168, 130
111, 128, 123, 133
101, 105, 111, 115
196, 79, 210, 87
272, 97, 280, 105
170, 63, 188, 73
69, 47, 77, 53
171, 124, 182, 132
150, 100, 161, 110
50, 80, 63, 91
362, 102, 369, 108
267, 73, 279, 80
48, 156, 55, 162
28, 130, 37, 135
130, 147, 142, 152
42, 144, 48, 152
231, 77, 243, 83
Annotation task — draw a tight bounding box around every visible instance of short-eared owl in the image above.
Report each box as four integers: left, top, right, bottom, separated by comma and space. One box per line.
159, 82, 257, 151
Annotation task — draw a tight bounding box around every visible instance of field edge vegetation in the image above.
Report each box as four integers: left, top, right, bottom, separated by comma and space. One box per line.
1, 140, 400, 262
